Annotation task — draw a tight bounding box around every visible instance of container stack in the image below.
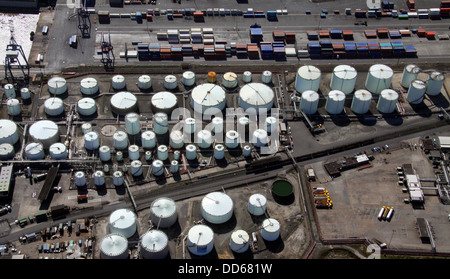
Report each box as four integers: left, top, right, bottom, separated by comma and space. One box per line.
250, 26, 263, 44
285, 32, 296, 43
364, 30, 377, 38
368, 42, 381, 58
389, 30, 401, 39
138, 43, 149, 61
307, 42, 321, 59
320, 40, 333, 58
330, 30, 342, 39
376, 28, 389, 38
356, 42, 369, 57
344, 42, 357, 58
307, 31, 319, 40
247, 43, 259, 59
342, 30, 354, 40
380, 42, 393, 57
167, 29, 179, 44
273, 41, 286, 60
260, 42, 273, 59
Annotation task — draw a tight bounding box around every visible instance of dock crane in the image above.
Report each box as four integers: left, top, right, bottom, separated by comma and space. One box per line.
77, 0, 91, 38
4, 19, 30, 86
100, 31, 115, 71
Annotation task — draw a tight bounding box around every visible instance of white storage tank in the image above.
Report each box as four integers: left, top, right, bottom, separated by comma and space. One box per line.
261, 70, 272, 84
300, 90, 320, 115
197, 130, 212, 149
150, 197, 178, 228
248, 193, 267, 216
81, 123, 92, 134
84, 131, 100, 150
145, 150, 152, 161
225, 130, 239, 149
330, 65, 357, 94
377, 89, 399, 114
80, 77, 99, 95
113, 131, 128, 150
47, 77, 67, 95
237, 116, 250, 137
185, 144, 197, 160
170, 160, 179, 173
151, 91, 178, 115
187, 224, 214, 256
243, 71, 252, 83
295, 65, 321, 93
20, 88, 31, 100
141, 130, 156, 149
260, 218, 281, 241
138, 75, 152, 90
157, 145, 168, 161
0, 143, 15, 160
113, 171, 124, 187
74, 171, 86, 187
214, 144, 225, 160
182, 71, 196, 87
351, 89, 372, 114
242, 145, 252, 157
6, 98, 21, 116
406, 79, 426, 104
100, 234, 129, 259
169, 130, 184, 149
325, 90, 346, 115
49, 142, 67, 160
130, 160, 143, 176
94, 170, 105, 186
212, 117, 223, 134
153, 112, 169, 135
201, 191, 234, 224
3, 84, 15, 98
77, 97, 97, 116
29, 120, 59, 148
173, 150, 180, 161
222, 72, 238, 89
128, 144, 140, 161
25, 142, 45, 160
116, 151, 123, 162
110, 92, 137, 115
152, 159, 164, 176
265, 116, 278, 134
125, 112, 141, 136
44, 97, 64, 116
184, 117, 196, 134
99, 145, 111, 162
112, 75, 126, 90
400, 64, 421, 88
230, 229, 250, 254
164, 75, 178, 90
252, 129, 269, 147
239, 83, 274, 114
365, 64, 393, 95
109, 208, 137, 238
140, 230, 169, 259
426, 72, 445, 96
190, 84, 226, 115
0, 119, 19, 145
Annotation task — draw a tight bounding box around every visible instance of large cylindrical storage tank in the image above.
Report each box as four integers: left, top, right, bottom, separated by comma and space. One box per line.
197, 130, 212, 149
141, 130, 156, 149
80, 77, 99, 95
152, 159, 164, 176
325, 90, 346, 115
225, 130, 239, 149
222, 72, 238, 89
214, 144, 225, 160
230, 230, 250, 254
140, 230, 169, 259
109, 208, 137, 238
94, 170, 105, 186
138, 75, 152, 90
0, 143, 15, 160
110, 92, 137, 115
169, 130, 184, 149
201, 192, 234, 224
0, 119, 19, 145
25, 142, 45, 160
406, 79, 427, 104
153, 112, 169, 135
6, 98, 21, 116
243, 71, 252, 83
99, 145, 111, 162
113, 131, 128, 150
377, 89, 399, 114
330, 65, 357, 94
74, 171, 86, 187
128, 144, 140, 161
150, 197, 178, 228
130, 160, 143, 176
170, 160, 179, 174
260, 218, 281, 241
242, 145, 252, 157
207, 71, 217, 83
100, 234, 129, 259
300, 90, 319, 115
239, 83, 274, 114
44, 97, 64, 116
151, 91, 178, 115
125, 112, 141, 136
184, 118, 196, 134
3, 84, 15, 98
157, 145, 168, 161
295, 65, 321, 93
29, 120, 59, 148
212, 117, 223, 134
112, 75, 126, 90
49, 142, 67, 160
426, 72, 445, 96
365, 64, 393, 95
164, 75, 178, 90
400, 64, 421, 88
84, 131, 100, 150
190, 84, 226, 115
113, 171, 124, 187
252, 129, 269, 147
261, 70, 272, 84
47, 77, 67, 95
350, 89, 372, 114
20, 88, 31, 100
271, 180, 294, 201
248, 194, 267, 216
182, 71, 196, 87
185, 144, 197, 160
77, 97, 97, 116
187, 225, 214, 256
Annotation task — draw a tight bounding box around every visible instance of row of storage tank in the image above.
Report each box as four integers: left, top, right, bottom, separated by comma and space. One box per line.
100, 192, 279, 259
295, 64, 445, 115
